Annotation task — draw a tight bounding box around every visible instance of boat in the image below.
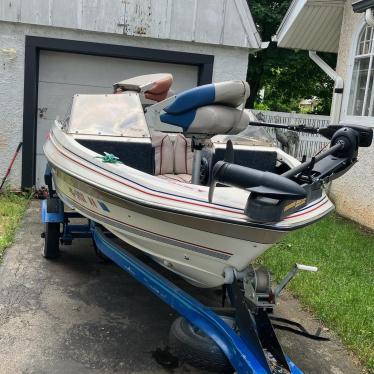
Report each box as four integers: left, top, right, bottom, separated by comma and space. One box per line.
43, 73, 373, 288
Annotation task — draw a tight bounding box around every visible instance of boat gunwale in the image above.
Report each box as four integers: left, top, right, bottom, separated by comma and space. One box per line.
45, 125, 334, 234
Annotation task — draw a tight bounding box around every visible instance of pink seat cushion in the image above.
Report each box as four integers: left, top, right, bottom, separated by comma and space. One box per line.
145, 75, 173, 102
151, 132, 174, 175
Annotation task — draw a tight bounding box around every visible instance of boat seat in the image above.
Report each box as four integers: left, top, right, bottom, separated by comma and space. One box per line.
151, 132, 193, 182
161, 105, 251, 135
152, 131, 174, 175
160, 81, 250, 135
114, 73, 173, 102
174, 134, 193, 174
145, 76, 173, 102
158, 174, 192, 184
163, 81, 250, 114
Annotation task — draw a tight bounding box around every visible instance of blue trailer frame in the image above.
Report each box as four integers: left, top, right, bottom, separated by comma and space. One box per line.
41, 166, 303, 374
41, 200, 304, 374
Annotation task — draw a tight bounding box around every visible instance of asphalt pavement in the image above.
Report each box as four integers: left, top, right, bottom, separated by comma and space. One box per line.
0, 201, 364, 373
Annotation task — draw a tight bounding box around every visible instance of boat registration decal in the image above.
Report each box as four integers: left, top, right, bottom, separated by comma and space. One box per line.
59, 188, 233, 261
98, 201, 110, 212
68, 186, 87, 204
69, 186, 99, 209
87, 196, 97, 208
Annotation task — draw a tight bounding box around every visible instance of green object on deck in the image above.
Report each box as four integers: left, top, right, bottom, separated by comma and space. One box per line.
95, 152, 122, 164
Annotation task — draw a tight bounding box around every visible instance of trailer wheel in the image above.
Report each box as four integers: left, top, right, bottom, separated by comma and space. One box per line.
42, 222, 60, 259
169, 316, 233, 373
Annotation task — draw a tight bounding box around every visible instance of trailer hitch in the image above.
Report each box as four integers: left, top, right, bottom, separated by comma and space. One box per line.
228, 280, 292, 373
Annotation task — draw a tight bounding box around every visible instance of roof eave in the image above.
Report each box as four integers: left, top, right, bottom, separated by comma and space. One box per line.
275, 0, 345, 54
234, 0, 264, 50
352, 0, 374, 13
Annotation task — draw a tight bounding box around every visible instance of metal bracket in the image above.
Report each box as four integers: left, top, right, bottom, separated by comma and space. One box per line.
144, 95, 176, 130
41, 198, 64, 223
44, 163, 55, 197
61, 216, 92, 245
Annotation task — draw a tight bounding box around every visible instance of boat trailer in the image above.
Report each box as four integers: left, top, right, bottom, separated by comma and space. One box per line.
41, 166, 328, 374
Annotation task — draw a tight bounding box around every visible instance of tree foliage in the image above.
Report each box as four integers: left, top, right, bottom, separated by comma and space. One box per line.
247, 0, 337, 114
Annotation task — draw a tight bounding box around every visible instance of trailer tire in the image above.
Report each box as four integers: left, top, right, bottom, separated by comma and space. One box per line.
43, 222, 60, 259
169, 316, 233, 373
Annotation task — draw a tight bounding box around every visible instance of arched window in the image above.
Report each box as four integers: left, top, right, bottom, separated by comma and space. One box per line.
347, 24, 374, 117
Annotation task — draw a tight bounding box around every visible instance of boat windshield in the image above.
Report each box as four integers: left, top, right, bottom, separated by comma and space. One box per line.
66, 93, 150, 138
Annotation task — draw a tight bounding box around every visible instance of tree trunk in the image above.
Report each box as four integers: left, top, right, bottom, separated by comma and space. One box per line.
246, 79, 261, 108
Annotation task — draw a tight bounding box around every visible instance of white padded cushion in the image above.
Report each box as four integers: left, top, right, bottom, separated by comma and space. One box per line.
214, 81, 250, 108
176, 174, 192, 183
161, 105, 251, 135
174, 134, 193, 174
190, 106, 250, 134
151, 132, 174, 175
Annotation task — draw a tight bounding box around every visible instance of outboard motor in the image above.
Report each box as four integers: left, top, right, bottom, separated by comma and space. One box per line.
208, 157, 307, 223
200, 138, 278, 186
208, 125, 373, 223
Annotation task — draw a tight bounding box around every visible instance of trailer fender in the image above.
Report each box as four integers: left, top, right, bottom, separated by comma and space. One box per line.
41, 198, 64, 223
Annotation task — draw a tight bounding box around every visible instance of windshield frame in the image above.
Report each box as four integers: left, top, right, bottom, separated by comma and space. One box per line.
66, 92, 150, 138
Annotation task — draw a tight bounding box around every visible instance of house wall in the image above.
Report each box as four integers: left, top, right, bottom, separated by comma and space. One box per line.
0, 21, 250, 190
331, 2, 374, 229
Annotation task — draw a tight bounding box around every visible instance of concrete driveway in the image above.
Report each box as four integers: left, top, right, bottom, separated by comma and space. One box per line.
0, 201, 363, 374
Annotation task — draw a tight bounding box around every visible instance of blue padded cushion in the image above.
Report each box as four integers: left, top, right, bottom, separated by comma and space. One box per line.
164, 84, 215, 114
160, 109, 197, 130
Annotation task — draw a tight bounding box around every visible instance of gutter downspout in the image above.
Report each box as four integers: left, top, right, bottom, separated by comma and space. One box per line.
309, 51, 344, 124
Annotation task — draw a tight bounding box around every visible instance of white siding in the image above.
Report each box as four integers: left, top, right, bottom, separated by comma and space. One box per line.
0, 0, 262, 50
330, 4, 374, 229
169, 0, 196, 42
194, 0, 226, 45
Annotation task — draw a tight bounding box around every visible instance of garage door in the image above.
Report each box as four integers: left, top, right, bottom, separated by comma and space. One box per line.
35, 50, 199, 188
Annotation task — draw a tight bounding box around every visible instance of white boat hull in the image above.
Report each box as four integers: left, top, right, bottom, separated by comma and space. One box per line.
45, 123, 334, 288
54, 169, 280, 287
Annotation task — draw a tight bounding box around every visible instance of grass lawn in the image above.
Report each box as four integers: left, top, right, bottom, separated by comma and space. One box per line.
259, 214, 374, 371
0, 193, 29, 259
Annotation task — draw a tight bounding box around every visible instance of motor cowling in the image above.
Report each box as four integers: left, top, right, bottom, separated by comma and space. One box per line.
330, 127, 359, 160
208, 161, 308, 223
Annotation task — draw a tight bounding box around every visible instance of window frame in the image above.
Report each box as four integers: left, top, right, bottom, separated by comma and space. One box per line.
342, 20, 374, 127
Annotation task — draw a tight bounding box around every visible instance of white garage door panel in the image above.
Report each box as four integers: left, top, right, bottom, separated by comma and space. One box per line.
35, 50, 199, 188
39, 51, 198, 92
36, 82, 107, 157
